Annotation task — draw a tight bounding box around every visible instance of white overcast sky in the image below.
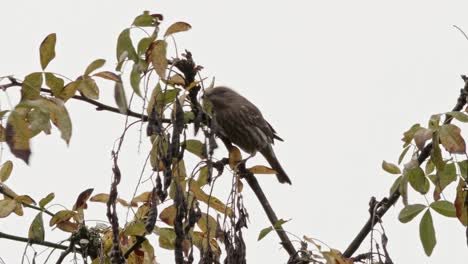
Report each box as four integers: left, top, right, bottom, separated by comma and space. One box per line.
1, 0, 468, 263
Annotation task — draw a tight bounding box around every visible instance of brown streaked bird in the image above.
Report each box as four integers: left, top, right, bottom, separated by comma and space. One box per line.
204, 86, 291, 184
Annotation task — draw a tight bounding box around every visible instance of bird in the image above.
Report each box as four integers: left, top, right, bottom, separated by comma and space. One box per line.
203, 86, 291, 184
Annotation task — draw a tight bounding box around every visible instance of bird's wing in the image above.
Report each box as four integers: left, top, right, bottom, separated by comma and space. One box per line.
238, 104, 277, 143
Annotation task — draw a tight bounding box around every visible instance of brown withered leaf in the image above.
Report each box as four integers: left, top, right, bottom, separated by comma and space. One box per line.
57, 220, 79, 233
159, 205, 177, 226
439, 124, 466, 154
6, 108, 32, 164
151, 40, 168, 79
454, 179, 467, 226
93, 71, 121, 82
164, 22, 192, 38
72, 188, 94, 210
414, 128, 432, 150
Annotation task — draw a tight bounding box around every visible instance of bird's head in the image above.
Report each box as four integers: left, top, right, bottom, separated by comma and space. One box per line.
202, 86, 237, 111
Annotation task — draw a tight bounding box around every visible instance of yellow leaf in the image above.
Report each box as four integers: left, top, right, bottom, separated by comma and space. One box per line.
0, 199, 17, 218
248, 165, 277, 174
49, 210, 78, 226
15, 195, 36, 205
39, 33, 56, 70
0, 160, 13, 182
229, 147, 242, 169
189, 181, 232, 216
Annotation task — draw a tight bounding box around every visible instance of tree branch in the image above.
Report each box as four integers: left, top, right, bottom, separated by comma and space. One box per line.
0, 231, 71, 251
242, 170, 298, 259
342, 76, 468, 258
0, 76, 171, 123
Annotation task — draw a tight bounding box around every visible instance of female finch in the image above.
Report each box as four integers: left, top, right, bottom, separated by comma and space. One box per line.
204, 86, 291, 184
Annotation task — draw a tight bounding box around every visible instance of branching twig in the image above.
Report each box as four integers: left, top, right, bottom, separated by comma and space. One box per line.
342, 76, 468, 258
0, 184, 54, 217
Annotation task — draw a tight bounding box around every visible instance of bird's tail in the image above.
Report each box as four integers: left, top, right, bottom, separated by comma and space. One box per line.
260, 145, 292, 185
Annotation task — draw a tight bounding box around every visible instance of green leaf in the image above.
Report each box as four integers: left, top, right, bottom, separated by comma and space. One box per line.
185, 139, 205, 158
84, 59, 106, 76
28, 108, 51, 137
19, 97, 72, 144
130, 64, 142, 97
439, 124, 466, 154
430, 200, 456, 217
184, 111, 195, 124
389, 175, 402, 196
446, 111, 468, 122
258, 226, 273, 241
197, 213, 218, 238
28, 212, 45, 242
428, 114, 441, 130
116, 28, 138, 67
425, 160, 435, 175
419, 210, 436, 256
39, 33, 56, 70
431, 133, 445, 171
197, 166, 210, 187
44, 72, 64, 96
398, 145, 411, 165
114, 81, 128, 114
0, 199, 17, 218
151, 40, 168, 79
133, 11, 155, 27
273, 218, 290, 229
58, 81, 79, 102
39, 193, 55, 208
0, 160, 13, 182
428, 162, 457, 201
407, 166, 429, 194
382, 160, 401, 174
137, 36, 156, 55
402, 123, 421, 146
458, 160, 468, 180
77, 77, 99, 100
123, 221, 146, 236
22, 72, 43, 100
154, 227, 176, 250
6, 108, 32, 163
399, 204, 427, 223
164, 22, 192, 38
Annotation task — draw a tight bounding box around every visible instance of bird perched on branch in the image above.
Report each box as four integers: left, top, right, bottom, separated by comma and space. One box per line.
203, 86, 291, 184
